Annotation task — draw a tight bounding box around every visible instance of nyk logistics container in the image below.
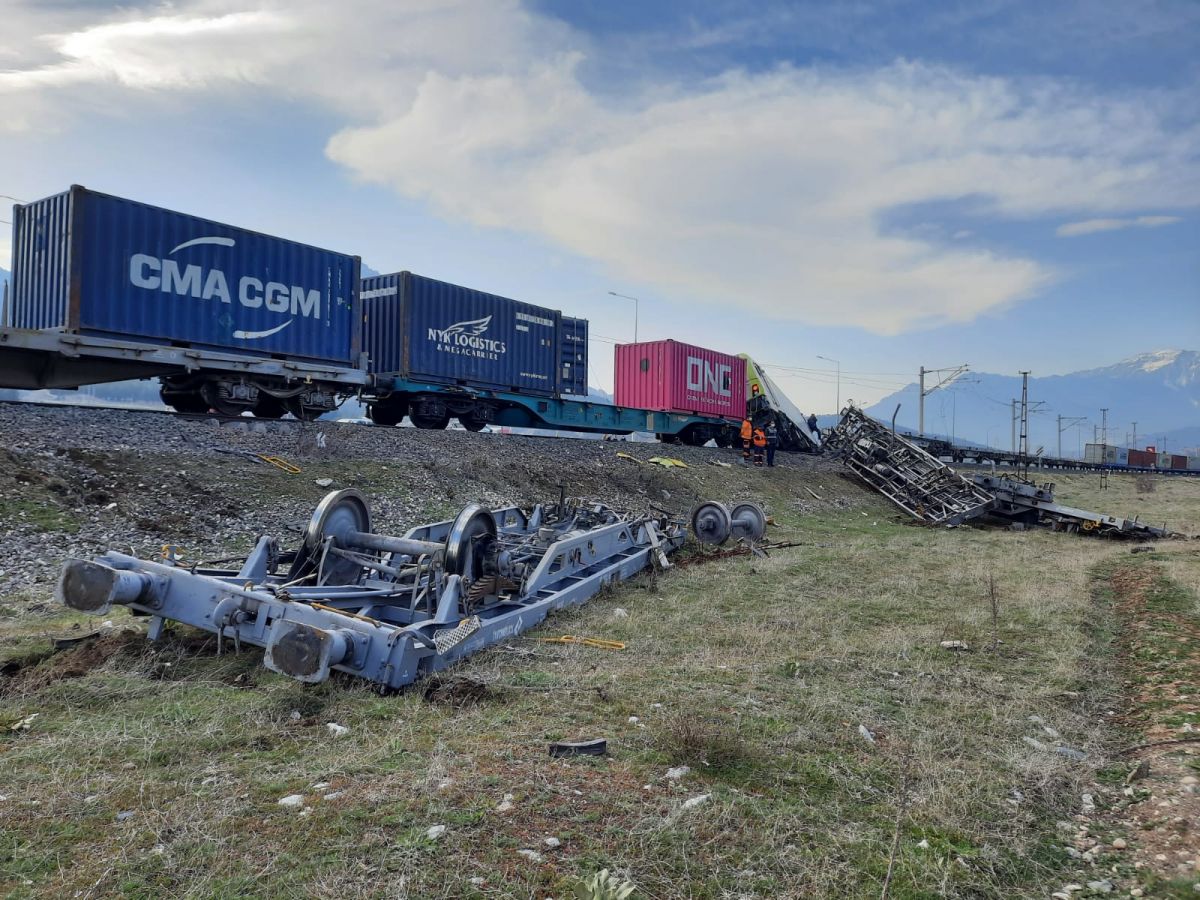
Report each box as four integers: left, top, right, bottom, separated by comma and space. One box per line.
614, 339, 746, 420
362, 272, 580, 397
560, 316, 589, 396
8, 185, 361, 364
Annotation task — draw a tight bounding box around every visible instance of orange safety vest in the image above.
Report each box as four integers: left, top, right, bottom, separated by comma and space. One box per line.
740, 419, 753, 440
752, 428, 766, 447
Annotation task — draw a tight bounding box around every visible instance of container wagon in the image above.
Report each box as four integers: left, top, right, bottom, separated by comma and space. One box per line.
613, 340, 745, 446
363, 271, 584, 429
1, 185, 364, 416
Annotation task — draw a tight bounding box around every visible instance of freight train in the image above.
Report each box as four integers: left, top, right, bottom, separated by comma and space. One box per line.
0, 185, 817, 449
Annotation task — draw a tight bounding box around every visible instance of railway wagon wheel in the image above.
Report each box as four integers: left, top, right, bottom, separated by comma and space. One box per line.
459, 413, 488, 432
253, 395, 288, 419
411, 413, 451, 430
369, 400, 407, 427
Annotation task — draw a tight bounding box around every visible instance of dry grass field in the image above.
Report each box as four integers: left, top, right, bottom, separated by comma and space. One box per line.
2, 436, 1198, 899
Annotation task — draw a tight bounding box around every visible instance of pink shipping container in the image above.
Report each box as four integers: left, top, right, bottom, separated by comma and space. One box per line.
614, 339, 746, 421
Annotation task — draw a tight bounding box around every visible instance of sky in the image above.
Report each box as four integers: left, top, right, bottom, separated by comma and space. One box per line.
0, 0, 1197, 413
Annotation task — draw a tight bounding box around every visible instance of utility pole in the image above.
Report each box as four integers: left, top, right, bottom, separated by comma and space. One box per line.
1011, 399, 1017, 454
1019, 371, 1030, 463
607, 291, 640, 343
817, 355, 840, 414
1131, 421, 1137, 449
1100, 408, 1108, 463
1057, 415, 1087, 459
918, 364, 968, 437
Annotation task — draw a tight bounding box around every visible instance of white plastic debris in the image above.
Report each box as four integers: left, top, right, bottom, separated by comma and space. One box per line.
315, 477, 334, 487
425, 825, 447, 840
858, 724, 876, 745
682, 793, 711, 810
939, 640, 970, 652
916, 839, 930, 850
628, 716, 640, 724
665, 766, 691, 781
326, 723, 349, 738
277, 794, 305, 808
9, 713, 38, 732
311, 781, 331, 790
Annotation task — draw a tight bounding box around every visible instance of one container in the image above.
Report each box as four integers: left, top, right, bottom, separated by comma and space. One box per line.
1128, 448, 1156, 468
560, 316, 589, 396
1158, 452, 1174, 469
363, 271, 567, 396
614, 339, 746, 420
1170, 454, 1188, 471
1083, 443, 1104, 464
1188, 456, 1200, 471
8, 185, 361, 364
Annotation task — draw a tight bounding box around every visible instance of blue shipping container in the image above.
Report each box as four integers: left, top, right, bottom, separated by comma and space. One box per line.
9, 186, 360, 365
561, 316, 589, 396
363, 272, 571, 396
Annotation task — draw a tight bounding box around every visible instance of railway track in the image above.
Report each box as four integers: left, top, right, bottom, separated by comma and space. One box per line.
1, 398, 1195, 474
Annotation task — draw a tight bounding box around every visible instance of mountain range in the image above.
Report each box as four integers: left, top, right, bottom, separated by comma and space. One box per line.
863, 350, 1199, 456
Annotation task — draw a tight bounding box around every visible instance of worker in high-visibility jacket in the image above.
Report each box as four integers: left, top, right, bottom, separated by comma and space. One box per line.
752, 426, 767, 467
740, 418, 753, 463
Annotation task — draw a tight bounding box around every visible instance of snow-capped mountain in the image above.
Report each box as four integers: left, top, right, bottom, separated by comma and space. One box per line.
865, 350, 1200, 456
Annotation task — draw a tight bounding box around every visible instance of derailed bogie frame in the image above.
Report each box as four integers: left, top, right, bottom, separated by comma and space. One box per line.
57, 491, 686, 690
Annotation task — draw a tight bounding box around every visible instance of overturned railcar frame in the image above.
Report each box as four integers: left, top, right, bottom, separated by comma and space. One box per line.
56, 491, 686, 690
826, 406, 1175, 539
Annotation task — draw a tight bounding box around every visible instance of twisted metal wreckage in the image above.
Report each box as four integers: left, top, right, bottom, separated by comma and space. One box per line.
824, 406, 1176, 539
56, 490, 766, 690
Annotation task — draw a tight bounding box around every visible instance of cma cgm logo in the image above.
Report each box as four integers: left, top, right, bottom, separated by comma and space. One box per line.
128, 236, 321, 340
687, 357, 732, 397
428, 316, 507, 358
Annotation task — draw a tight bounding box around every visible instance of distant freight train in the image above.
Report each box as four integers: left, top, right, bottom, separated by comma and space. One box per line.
0, 185, 820, 450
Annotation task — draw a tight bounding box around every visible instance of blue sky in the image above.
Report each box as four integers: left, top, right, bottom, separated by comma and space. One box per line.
1, 0, 1197, 412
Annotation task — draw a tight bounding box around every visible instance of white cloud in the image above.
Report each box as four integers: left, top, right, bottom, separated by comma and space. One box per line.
1, 1, 1198, 332
1057, 214, 1183, 237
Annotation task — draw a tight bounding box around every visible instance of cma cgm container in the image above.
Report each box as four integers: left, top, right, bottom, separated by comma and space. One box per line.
614, 339, 746, 420
363, 272, 578, 396
8, 185, 361, 364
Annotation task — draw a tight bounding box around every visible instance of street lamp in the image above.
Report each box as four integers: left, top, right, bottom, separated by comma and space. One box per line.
607, 291, 640, 343
816, 355, 840, 413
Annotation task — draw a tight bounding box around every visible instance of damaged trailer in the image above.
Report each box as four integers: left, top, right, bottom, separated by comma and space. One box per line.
825, 406, 1175, 538
56, 490, 687, 690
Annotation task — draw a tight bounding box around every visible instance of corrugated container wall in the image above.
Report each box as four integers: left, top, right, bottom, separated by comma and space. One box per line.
363, 272, 565, 396
1083, 443, 1104, 464
1188, 457, 1200, 471
560, 316, 589, 396
1128, 448, 1156, 468
1170, 454, 1188, 470
9, 186, 361, 364
614, 339, 746, 420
